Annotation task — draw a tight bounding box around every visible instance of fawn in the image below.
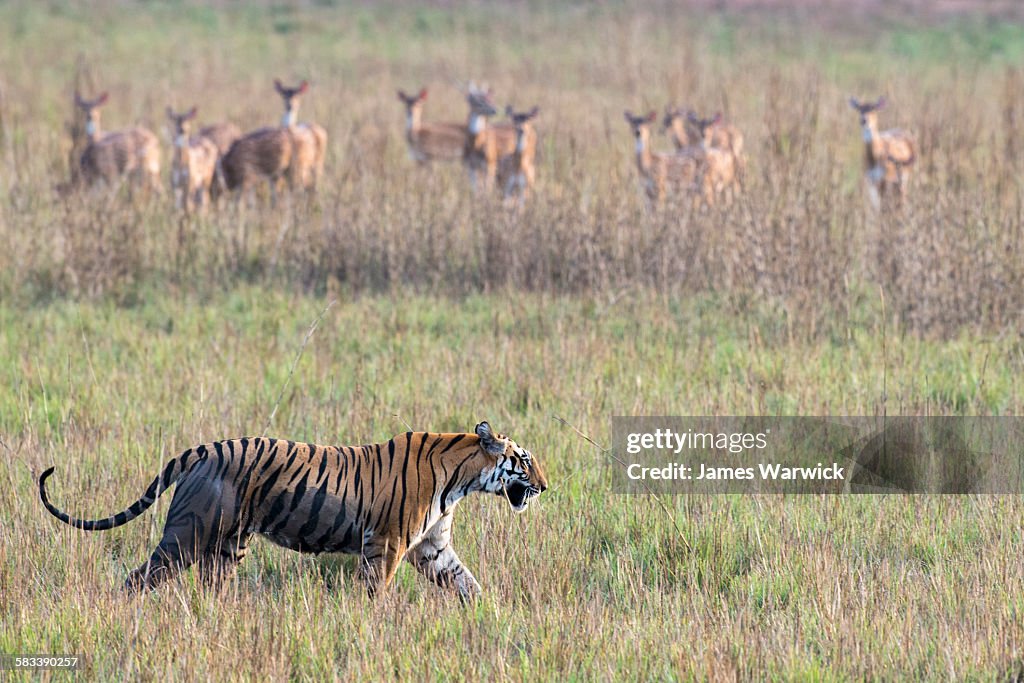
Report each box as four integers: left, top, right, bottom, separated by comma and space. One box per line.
663, 106, 746, 176
166, 107, 219, 212
397, 87, 467, 163
624, 110, 700, 208
73, 91, 161, 195
687, 112, 739, 205
849, 96, 916, 208
496, 105, 539, 204
462, 84, 516, 191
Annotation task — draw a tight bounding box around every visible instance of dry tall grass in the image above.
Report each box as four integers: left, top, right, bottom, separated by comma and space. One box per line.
0, 2, 1021, 337
3, 2, 1024, 679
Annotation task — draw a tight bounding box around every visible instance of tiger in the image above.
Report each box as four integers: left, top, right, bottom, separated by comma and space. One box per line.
38, 422, 547, 601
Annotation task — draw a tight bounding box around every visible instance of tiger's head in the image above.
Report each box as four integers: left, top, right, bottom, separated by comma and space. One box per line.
475, 421, 547, 512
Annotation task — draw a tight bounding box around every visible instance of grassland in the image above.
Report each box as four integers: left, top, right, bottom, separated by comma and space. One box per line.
2, 1, 1024, 680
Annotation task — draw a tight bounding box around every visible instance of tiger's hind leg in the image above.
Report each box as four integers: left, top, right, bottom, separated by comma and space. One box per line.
125, 537, 198, 593
407, 513, 482, 603
124, 461, 243, 594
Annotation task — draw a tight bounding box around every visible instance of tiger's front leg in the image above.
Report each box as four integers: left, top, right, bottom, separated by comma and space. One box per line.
407, 513, 482, 603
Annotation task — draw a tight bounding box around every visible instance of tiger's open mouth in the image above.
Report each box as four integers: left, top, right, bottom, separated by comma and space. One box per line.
503, 481, 538, 512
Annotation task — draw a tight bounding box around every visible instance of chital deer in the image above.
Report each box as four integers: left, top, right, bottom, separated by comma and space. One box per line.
462, 84, 516, 191
849, 96, 916, 209
218, 125, 293, 205
196, 122, 241, 158
275, 79, 328, 192
688, 112, 739, 205
624, 110, 700, 208
194, 120, 240, 199
397, 87, 467, 164
663, 106, 746, 172
73, 91, 161, 195
166, 106, 219, 212
496, 105, 539, 204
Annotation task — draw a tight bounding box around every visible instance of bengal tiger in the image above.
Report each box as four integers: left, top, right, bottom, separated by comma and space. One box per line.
38, 422, 547, 601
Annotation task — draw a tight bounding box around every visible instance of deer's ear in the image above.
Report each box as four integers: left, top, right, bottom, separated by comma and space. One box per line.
274, 79, 285, 94
875, 96, 887, 109
186, 106, 198, 120
848, 97, 860, 110
418, 88, 427, 100
712, 112, 722, 124
95, 92, 109, 106
505, 104, 514, 117
528, 105, 539, 119
646, 111, 657, 123
74, 91, 85, 108
165, 106, 175, 120
298, 80, 309, 94
624, 110, 633, 123
397, 89, 407, 101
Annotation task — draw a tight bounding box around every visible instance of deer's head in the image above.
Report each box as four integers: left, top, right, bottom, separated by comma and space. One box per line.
166, 106, 198, 146
505, 104, 540, 152
686, 111, 723, 148
625, 110, 658, 150
849, 96, 886, 140
74, 91, 109, 139
275, 79, 309, 126
464, 82, 497, 134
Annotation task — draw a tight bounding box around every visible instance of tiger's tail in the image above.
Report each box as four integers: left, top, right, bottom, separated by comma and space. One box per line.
39, 448, 203, 531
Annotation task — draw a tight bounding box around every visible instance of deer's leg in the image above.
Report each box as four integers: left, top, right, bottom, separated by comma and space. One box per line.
485, 158, 498, 191
866, 179, 882, 211
268, 177, 279, 209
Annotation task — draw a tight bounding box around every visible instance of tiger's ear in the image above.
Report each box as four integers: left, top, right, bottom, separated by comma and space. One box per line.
475, 421, 507, 455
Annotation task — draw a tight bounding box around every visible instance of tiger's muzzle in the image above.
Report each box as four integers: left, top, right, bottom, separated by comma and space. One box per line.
504, 480, 545, 512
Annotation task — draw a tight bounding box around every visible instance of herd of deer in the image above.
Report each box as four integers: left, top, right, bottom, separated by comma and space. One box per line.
65, 79, 916, 212
69, 79, 326, 211
398, 83, 540, 204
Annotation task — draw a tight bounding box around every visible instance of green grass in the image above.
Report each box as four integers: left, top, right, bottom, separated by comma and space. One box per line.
2, 289, 1023, 679
2, 0, 1024, 679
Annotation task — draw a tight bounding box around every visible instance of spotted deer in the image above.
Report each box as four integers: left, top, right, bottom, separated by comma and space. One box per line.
218, 125, 293, 205
275, 79, 328, 192
688, 112, 739, 205
624, 110, 700, 208
196, 122, 241, 158
397, 87, 467, 164
73, 91, 161, 194
663, 106, 746, 176
194, 120, 240, 199
496, 105, 539, 204
166, 107, 219, 212
462, 84, 516, 191
849, 96, 915, 208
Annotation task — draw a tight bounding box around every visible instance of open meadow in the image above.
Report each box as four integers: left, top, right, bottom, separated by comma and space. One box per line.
2, 1, 1024, 679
